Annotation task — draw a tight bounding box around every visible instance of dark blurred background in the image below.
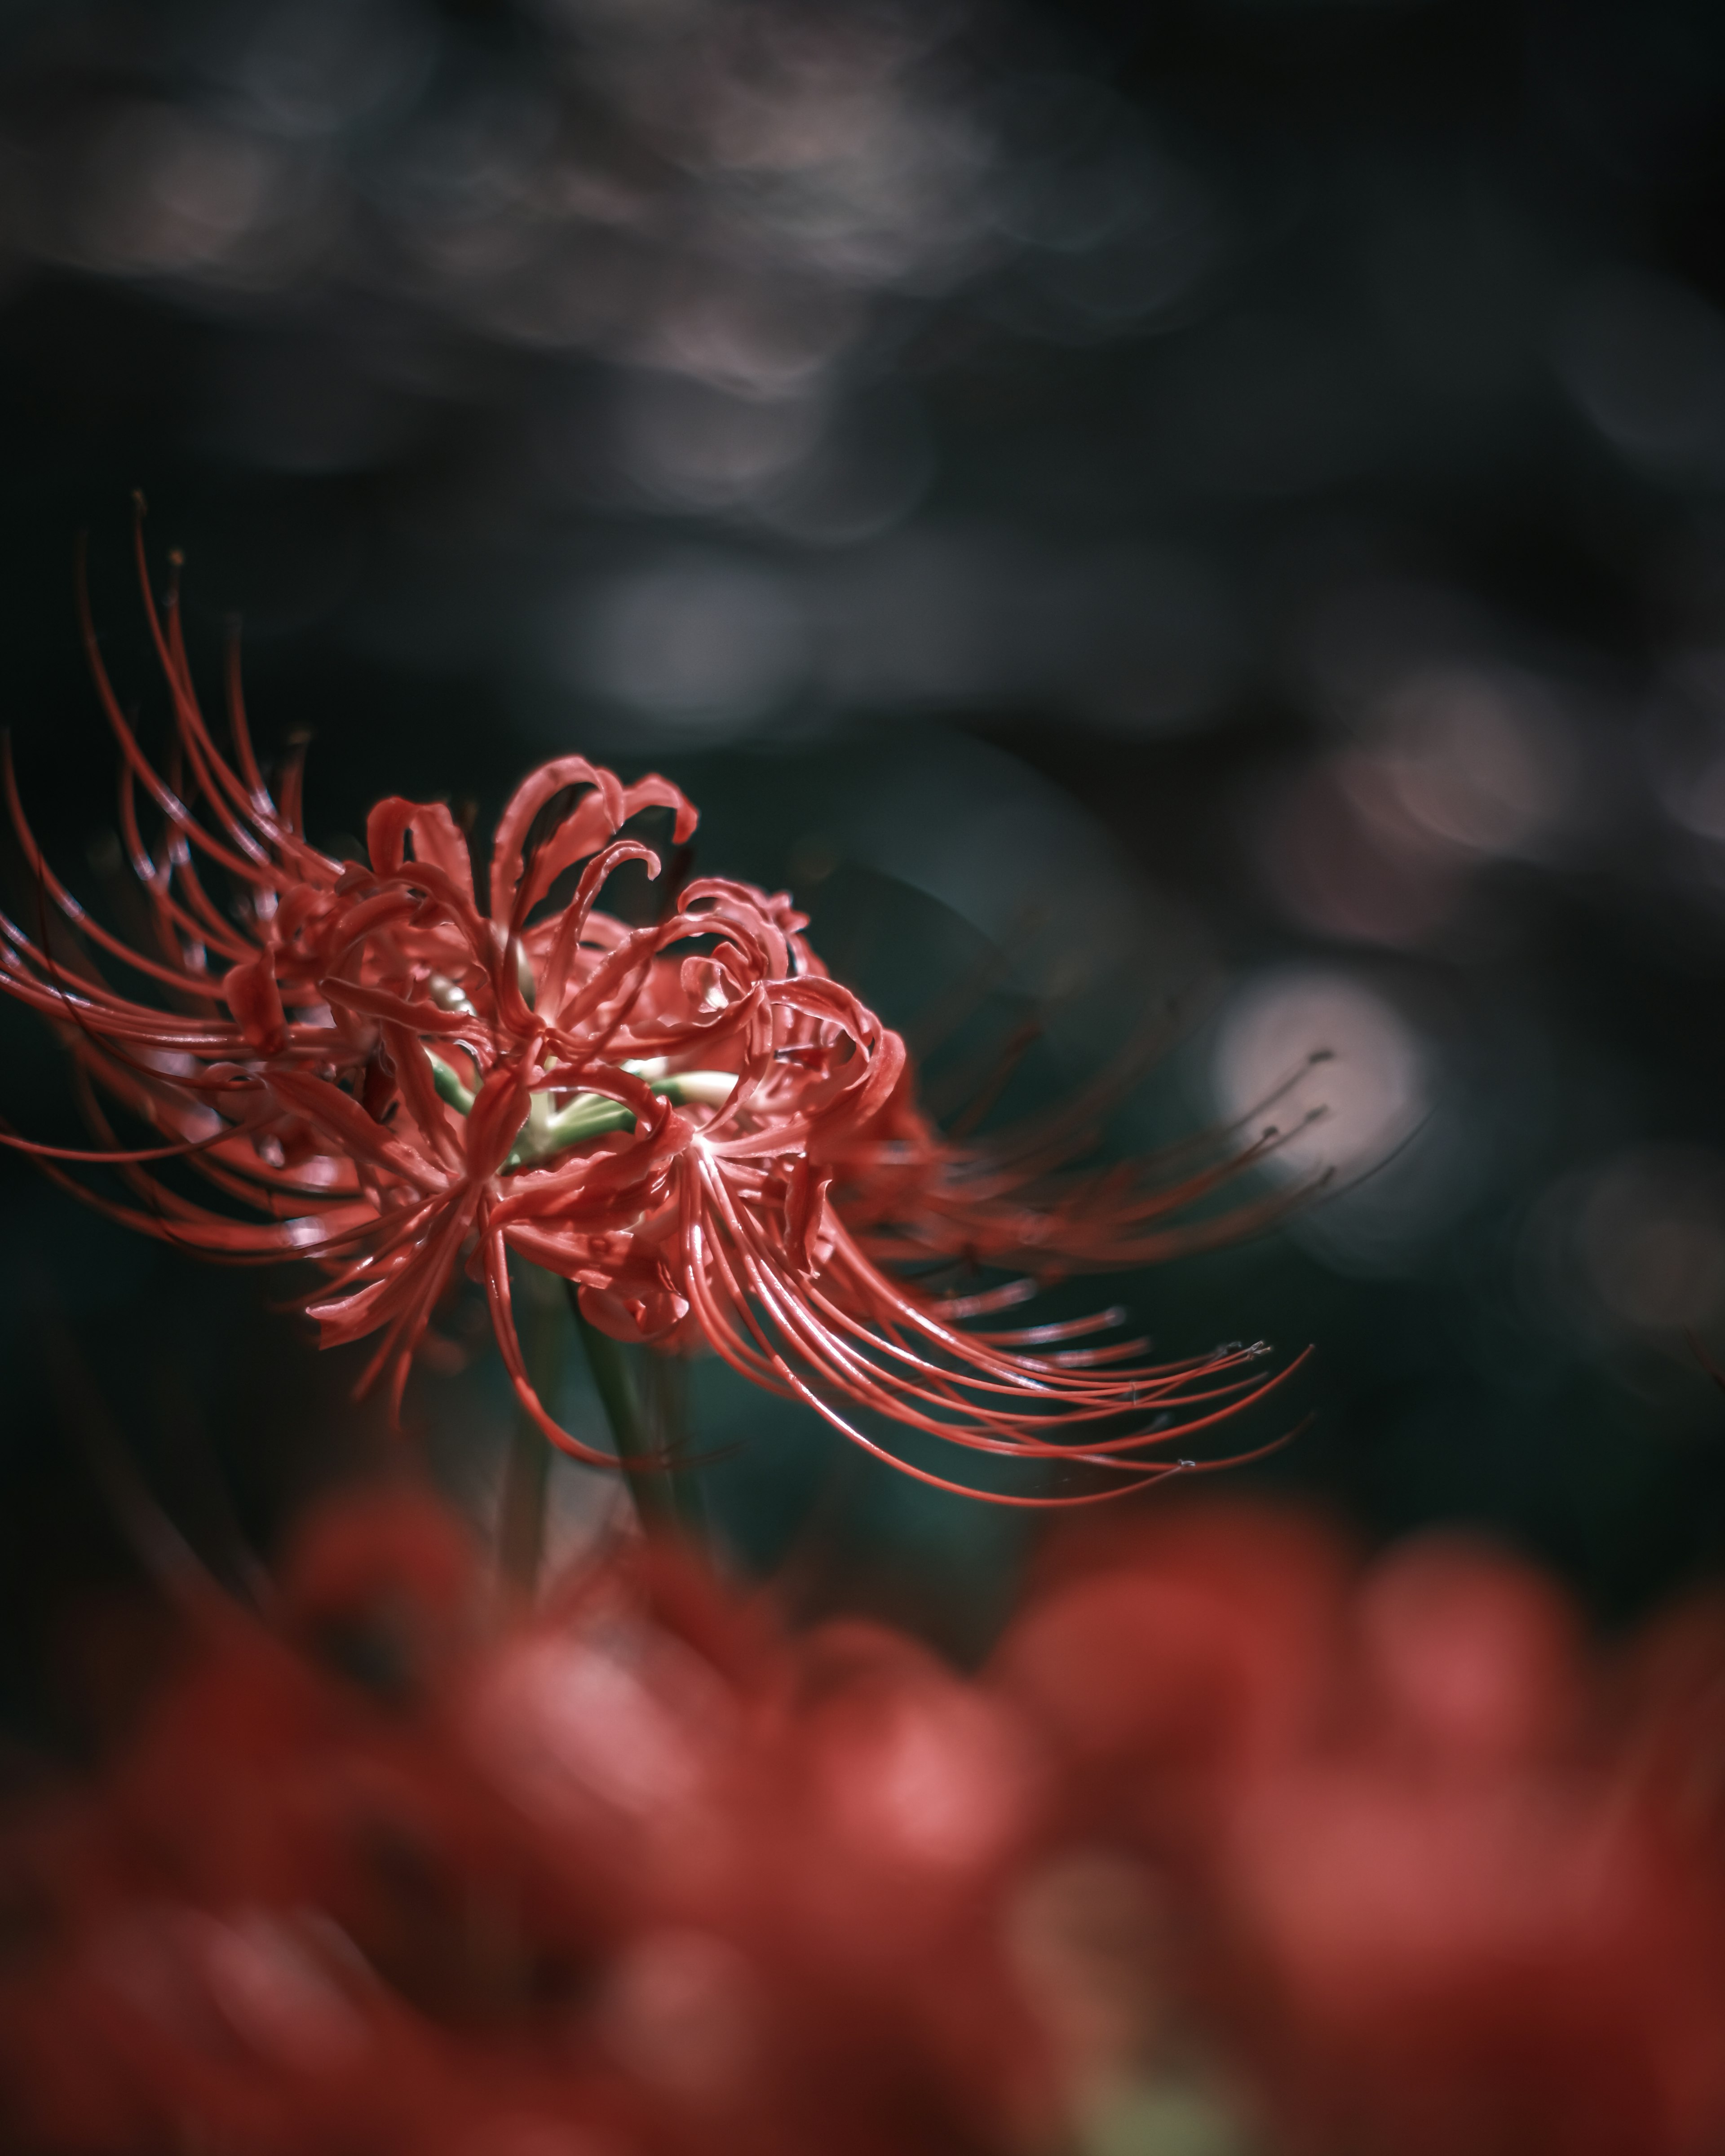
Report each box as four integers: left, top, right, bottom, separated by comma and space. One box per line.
3, 0, 1725, 1730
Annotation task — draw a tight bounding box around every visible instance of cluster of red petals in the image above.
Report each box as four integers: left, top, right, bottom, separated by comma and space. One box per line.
996, 1508, 1725, 2156
8, 1490, 1725, 2156
0, 525, 1298, 1500
0, 1488, 1054, 2156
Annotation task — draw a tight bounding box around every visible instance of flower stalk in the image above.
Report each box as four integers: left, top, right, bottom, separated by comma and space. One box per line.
568, 1287, 705, 1547
496, 1264, 563, 1597
497, 1265, 705, 1595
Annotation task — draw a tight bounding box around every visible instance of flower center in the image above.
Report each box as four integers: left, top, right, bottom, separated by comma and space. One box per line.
424, 1051, 735, 1171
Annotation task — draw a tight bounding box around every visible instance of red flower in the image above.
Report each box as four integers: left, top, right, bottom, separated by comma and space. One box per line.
0, 1484, 1052, 2156
0, 517, 1300, 1500
996, 1507, 1725, 2156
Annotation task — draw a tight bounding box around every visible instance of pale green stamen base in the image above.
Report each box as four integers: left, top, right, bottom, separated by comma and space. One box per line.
425, 1052, 734, 1170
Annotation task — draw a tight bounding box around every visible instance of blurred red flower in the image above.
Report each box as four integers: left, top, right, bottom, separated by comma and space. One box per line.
0, 519, 1301, 1499
0, 1485, 1052, 2156
996, 1507, 1725, 2156
8, 1485, 1725, 2155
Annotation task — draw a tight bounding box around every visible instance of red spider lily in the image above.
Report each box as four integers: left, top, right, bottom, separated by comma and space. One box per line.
0, 515, 1304, 1501
0, 1485, 1053, 2156
995, 1509, 1725, 2156
15, 1478, 1725, 2156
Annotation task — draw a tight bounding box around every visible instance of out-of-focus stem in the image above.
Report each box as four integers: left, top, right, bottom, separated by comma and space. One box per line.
639, 1346, 705, 1543
498, 1267, 566, 1597
566, 1286, 704, 1545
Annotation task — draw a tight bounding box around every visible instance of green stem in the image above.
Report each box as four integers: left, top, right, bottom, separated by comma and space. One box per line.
565, 1283, 705, 1545
497, 1268, 566, 1597
433, 1039, 722, 1571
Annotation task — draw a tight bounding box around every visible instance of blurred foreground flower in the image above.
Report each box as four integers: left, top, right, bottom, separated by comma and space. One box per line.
7, 1484, 1725, 2156
998, 1509, 1725, 2156
0, 517, 1305, 1516
0, 1484, 1054, 2156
